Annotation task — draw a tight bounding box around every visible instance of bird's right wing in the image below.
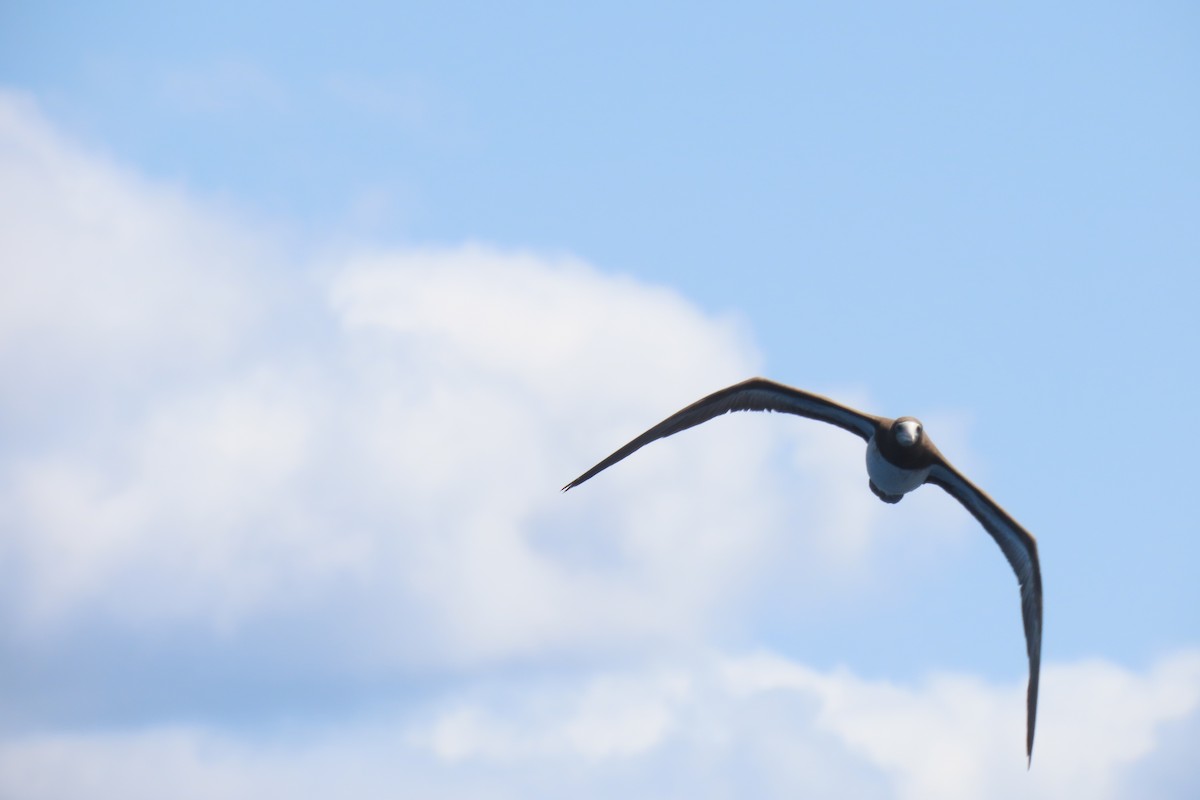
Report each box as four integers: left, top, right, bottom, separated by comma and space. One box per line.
563, 377, 882, 491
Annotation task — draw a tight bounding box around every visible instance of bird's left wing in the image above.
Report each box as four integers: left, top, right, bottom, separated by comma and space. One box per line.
563, 377, 882, 491
925, 461, 1043, 765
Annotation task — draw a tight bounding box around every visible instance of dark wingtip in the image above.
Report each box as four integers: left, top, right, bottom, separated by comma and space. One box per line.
1025, 719, 1036, 769
1026, 658, 1039, 769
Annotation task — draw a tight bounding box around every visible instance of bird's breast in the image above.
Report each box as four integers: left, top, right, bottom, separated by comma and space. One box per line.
866, 436, 931, 496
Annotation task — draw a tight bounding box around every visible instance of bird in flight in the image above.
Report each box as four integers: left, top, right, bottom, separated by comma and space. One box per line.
562, 377, 1043, 765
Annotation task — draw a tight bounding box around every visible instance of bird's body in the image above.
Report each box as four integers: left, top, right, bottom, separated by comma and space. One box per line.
563, 377, 1043, 765
865, 421, 934, 501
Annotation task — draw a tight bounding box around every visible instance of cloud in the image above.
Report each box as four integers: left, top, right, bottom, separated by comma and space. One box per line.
1, 88, 869, 674
0, 89, 268, 415
0, 229, 779, 661
1, 649, 1197, 800
411, 649, 1200, 799
726, 650, 1200, 799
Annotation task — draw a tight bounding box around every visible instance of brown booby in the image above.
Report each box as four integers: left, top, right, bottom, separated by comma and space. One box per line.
562, 377, 1043, 765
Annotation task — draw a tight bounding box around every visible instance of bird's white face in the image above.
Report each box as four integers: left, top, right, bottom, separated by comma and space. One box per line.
895, 419, 922, 447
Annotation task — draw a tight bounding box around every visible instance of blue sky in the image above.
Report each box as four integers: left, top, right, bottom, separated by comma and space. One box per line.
1, 1, 1198, 797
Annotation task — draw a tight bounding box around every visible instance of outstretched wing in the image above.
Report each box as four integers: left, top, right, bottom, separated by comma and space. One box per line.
563, 377, 882, 491
926, 461, 1043, 766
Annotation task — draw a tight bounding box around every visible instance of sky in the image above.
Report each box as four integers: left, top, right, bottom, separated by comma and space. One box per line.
1, 1, 1198, 797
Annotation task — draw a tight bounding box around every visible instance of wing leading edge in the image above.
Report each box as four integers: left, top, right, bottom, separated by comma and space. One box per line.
562, 378, 882, 491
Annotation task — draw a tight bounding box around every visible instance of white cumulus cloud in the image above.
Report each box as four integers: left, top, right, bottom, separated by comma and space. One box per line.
1, 650, 1197, 800
0, 89, 879, 671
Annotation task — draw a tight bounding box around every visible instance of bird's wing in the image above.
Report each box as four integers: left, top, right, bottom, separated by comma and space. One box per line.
925, 461, 1043, 765
563, 377, 882, 491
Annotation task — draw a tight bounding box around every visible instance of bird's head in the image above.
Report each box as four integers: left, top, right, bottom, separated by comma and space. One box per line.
893, 417, 923, 447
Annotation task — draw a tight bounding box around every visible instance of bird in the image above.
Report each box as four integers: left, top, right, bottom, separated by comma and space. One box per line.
562, 377, 1043, 765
